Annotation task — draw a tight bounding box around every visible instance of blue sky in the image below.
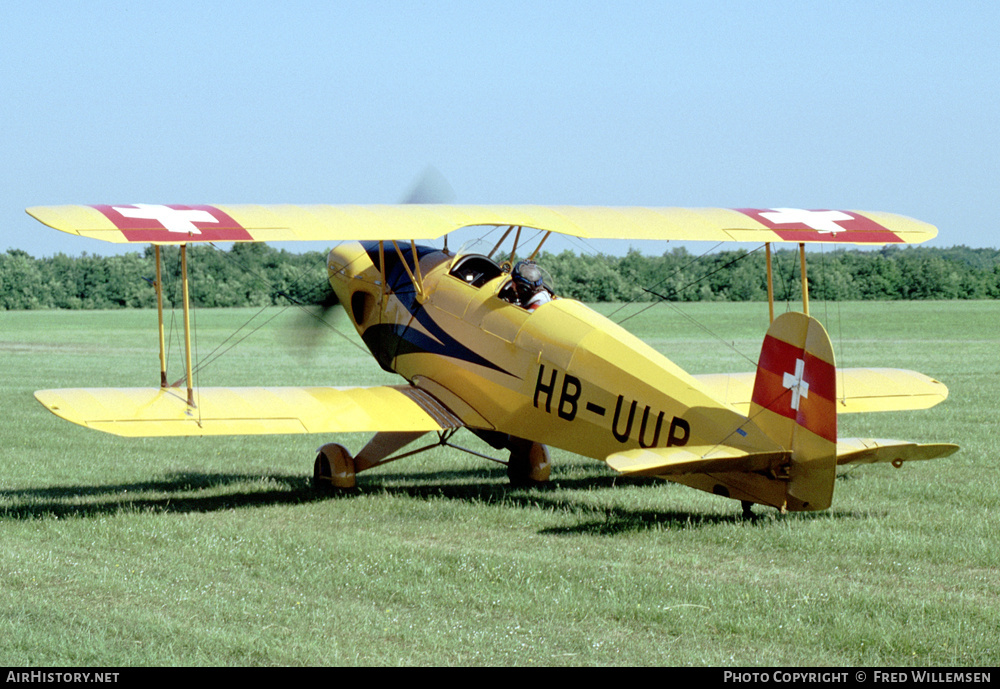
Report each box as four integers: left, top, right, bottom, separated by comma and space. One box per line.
3, 1, 998, 257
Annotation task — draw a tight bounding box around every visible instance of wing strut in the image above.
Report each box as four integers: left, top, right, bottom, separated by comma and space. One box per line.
528, 230, 552, 261
765, 242, 775, 323
389, 239, 426, 303
154, 245, 167, 387
799, 242, 809, 316
180, 244, 195, 407
763, 242, 810, 321
153, 243, 194, 405
378, 240, 387, 314
509, 226, 522, 263
487, 226, 516, 258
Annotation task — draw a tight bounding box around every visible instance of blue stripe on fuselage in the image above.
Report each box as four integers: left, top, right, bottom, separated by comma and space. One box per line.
360, 242, 514, 376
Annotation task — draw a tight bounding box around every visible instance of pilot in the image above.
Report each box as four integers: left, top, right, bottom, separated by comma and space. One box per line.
510, 260, 553, 311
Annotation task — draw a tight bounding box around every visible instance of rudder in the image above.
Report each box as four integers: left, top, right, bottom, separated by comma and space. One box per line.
750, 312, 838, 511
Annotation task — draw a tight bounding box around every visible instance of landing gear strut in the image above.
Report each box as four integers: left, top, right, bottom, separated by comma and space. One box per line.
311, 432, 552, 492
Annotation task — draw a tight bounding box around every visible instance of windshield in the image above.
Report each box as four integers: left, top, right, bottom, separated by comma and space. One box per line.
448, 253, 504, 289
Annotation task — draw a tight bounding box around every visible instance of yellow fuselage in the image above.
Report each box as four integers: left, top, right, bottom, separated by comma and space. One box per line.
327, 242, 774, 460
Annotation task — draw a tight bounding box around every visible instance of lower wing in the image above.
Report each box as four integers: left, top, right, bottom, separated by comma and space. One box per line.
34, 385, 462, 437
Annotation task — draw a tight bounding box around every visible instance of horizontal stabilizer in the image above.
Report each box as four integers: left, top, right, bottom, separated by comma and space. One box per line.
836, 438, 960, 466
34, 385, 462, 438
695, 367, 949, 415
606, 445, 791, 478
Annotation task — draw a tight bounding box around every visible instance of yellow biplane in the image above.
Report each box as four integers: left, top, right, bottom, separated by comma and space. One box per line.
26, 203, 958, 515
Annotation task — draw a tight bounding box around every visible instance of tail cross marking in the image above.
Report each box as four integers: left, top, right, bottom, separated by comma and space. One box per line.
782, 358, 809, 411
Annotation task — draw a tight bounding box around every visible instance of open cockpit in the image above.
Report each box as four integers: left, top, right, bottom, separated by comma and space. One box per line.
447, 253, 505, 289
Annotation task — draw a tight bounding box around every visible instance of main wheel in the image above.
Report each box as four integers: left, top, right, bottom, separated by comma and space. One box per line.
314, 443, 357, 490
506, 440, 551, 487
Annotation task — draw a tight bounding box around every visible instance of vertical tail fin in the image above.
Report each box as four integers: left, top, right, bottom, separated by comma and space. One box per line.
750, 312, 838, 511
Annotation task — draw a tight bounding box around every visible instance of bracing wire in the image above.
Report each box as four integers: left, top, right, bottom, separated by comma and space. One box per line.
608, 242, 725, 321
616, 244, 763, 326
167, 243, 372, 382
614, 245, 768, 368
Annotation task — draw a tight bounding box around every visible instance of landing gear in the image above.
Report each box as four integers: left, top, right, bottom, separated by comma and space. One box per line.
506, 439, 551, 487
314, 443, 356, 490
311, 433, 551, 492
741, 500, 755, 520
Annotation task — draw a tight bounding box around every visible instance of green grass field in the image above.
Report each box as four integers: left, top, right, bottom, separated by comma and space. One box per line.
1, 301, 997, 666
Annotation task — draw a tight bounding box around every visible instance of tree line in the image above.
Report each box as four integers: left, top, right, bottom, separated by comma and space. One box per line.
2, 243, 999, 311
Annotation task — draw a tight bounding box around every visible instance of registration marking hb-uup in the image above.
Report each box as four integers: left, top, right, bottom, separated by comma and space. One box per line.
533, 365, 689, 448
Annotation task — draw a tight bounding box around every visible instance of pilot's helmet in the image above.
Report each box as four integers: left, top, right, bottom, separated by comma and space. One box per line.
512, 260, 545, 289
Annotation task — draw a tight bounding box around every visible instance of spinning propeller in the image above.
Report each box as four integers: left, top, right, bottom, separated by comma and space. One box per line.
293, 167, 455, 351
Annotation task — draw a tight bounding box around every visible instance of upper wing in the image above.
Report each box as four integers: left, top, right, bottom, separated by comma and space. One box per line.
34, 385, 462, 437
694, 367, 949, 415
25, 204, 937, 245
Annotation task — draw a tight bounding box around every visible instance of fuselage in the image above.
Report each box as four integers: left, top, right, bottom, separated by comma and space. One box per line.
326, 241, 774, 461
